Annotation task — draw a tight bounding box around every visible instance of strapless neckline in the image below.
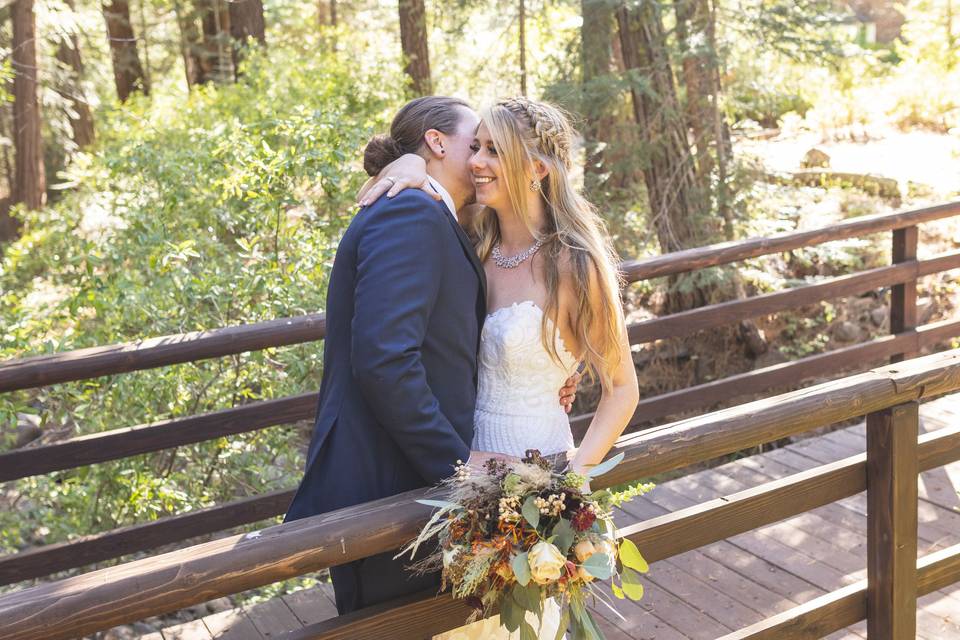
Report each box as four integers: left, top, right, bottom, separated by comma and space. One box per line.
483, 300, 579, 365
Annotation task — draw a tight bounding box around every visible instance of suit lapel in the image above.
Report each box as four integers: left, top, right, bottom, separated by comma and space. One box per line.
444, 210, 487, 304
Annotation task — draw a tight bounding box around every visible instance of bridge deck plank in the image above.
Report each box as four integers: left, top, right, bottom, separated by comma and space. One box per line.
202, 608, 262, 640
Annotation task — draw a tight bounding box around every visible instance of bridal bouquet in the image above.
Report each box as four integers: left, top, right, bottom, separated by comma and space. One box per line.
398, 450, 650, 640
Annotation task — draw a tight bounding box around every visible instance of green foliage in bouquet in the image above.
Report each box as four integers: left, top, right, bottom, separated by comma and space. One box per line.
400, 451, 652, 640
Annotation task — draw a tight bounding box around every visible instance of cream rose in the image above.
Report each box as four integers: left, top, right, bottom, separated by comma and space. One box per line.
573, 539, 597, 563
528, 541, 566, 585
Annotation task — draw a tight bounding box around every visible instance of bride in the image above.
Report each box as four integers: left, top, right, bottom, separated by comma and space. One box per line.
363, 97, 639, 639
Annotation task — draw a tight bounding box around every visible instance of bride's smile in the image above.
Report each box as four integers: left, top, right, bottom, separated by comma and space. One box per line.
469, 123, 509, 209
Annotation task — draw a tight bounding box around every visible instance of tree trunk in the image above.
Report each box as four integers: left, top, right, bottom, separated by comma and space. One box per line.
519, 0, 527, 96
581, 0, 620, 197
12, 0, 45, 214
674, 0, 713, 185
398, 0, 431, 95
137, 0, 152, 92
174, 0, 204, 88
706, 0, 732, 239
102, 0, 149, 100
617, 0, 716, 311
675, 0, 733, 238
55, 0, 95, 149
193, 0, 233, 83
229, 0, 265, 73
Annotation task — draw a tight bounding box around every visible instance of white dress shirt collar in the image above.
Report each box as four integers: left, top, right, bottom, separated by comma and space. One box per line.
426, 176, 458, 221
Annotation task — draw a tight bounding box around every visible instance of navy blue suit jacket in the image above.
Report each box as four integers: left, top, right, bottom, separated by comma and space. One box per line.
285, 190, 486, 522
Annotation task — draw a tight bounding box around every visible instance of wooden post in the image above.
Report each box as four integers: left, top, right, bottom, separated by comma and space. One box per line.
866, 401, 918, 640
890, 225, 918, 362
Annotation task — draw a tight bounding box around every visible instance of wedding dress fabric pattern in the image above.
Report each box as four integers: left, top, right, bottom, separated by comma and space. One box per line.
435, 300, 577, 640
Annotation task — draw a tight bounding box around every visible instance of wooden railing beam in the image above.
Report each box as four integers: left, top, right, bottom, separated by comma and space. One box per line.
0, 314, 327, 393
0, 489, 295, 586
716, 543, 960, 640
621, 201, 960, 281
4, 352, 960, 638
890, 226, 919, 362
866, 402, 919, 639
0, 394, 317, 482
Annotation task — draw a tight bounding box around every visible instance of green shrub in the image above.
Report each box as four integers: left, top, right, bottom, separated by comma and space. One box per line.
0, 42, 403, 568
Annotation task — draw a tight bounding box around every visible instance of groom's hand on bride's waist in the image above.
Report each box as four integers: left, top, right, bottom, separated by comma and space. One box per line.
466, 450, 518, 470
559, 370, 583, 414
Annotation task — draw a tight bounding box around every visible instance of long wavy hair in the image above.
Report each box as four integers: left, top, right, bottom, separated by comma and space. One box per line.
473, 98, 625, 386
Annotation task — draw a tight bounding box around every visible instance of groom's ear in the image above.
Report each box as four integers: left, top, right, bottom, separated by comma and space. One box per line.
423, 128, 446, 159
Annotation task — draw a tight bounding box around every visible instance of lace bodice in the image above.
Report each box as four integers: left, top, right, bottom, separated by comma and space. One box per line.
473, 300, 579, 457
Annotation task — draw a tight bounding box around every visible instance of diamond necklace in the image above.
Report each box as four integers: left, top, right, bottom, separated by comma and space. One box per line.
492, 237, 544, 269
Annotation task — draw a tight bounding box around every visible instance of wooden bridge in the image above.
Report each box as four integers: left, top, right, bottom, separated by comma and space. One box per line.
2, 202, 960, 639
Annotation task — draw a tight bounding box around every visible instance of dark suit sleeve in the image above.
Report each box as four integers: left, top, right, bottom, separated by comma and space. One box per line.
350, 196, 471, 484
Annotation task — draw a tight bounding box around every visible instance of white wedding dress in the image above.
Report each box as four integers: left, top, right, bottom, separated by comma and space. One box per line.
434, 300, 577, 640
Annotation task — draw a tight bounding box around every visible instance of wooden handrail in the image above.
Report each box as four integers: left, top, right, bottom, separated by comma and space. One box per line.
0, 393, 318, 482
620, 200, 960, 281
628, 252, 960, 343
715, 543, 960, 639
6, 318, 957, 487
0, 322, 941, 587
0, 313, 327, 393
2, 203, 959, 394
0, 489, 295, 587
3, 349, 960, 640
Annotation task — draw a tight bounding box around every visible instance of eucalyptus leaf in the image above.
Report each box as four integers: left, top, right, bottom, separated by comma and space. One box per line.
611, 583, 625, 599
554, 606, 571, 640
621, 567, 646, 601
619, 538, 649, 573
500, 594, 523, 632
520, 620, 537, 640
581, 552, 613, 580
551, 518, 575, 556
511, 582, 542, 614
585, 452, 624, 478
512, 551, 531, 587
581, 610, 604, 640
522, 495, 540, 530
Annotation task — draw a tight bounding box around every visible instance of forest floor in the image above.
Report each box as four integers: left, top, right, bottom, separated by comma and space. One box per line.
607, 124, 960, 478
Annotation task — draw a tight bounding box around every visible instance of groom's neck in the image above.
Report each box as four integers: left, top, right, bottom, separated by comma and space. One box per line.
425, 163, 466, 212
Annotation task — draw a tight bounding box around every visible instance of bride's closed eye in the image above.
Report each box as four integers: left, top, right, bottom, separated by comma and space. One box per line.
470, 141, 497, 155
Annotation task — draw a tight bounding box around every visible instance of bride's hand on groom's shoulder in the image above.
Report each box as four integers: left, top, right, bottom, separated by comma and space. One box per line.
357, 153, 438, 207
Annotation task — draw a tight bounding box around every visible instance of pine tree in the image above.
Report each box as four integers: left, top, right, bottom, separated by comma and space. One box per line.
12, 0, 45, 212
398, 0, 431, 95
102, 0, 149, 100
56, 0, 95, 148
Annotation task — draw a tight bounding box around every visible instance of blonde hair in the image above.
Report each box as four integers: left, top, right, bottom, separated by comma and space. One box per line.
474, 97, 625, 386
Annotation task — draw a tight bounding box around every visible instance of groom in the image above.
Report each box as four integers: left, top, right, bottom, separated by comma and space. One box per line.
284, 96, 574, 615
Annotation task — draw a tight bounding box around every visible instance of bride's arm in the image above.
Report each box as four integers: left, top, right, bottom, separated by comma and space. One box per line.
357, 154, 438, 206
567, 275, 639, 476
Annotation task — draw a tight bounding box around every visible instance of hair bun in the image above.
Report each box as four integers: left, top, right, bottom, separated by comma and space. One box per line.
363, 134, 404, 176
